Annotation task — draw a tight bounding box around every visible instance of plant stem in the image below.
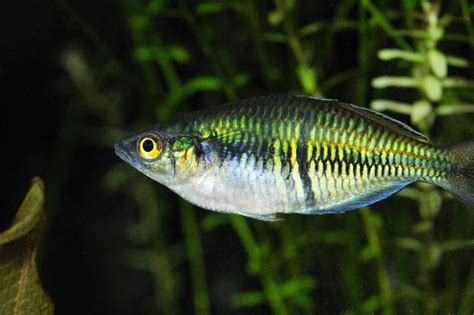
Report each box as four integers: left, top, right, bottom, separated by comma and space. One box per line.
243, 0, 278, 87
273, 0, 321, 96
341, 216, 364, 313
130, 181, 178, 315
356, 0, 369, 105
231, 216, 289, 315
153, 37, 181, 93
180, 201, 211, 315
176, 0, 238, 100
458, 263, 474, 315
417, 190, 438, 315
360, 207, 394, 315
121, 0, 163, 111
361, 0, 411, 51
459, 0, 474, 48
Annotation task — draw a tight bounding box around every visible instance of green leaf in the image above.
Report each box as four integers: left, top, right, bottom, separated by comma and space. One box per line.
436, 104, 474, 116
421, 75, 442, 101
260, 32, 287, 43
232, 277, 314, 308
440, 240, 474, 252
377, 49, 423, 62
442, 77, 474, 88
372, 76, 418, 88
0, 181, 44, 245
196, 2, 229, 15
0, 177, 54, 315
297, 65, 316, 94
134, 45, 191, 64
445, 55, 469, 68
421, 75, 443, 102
394, 238, 422, 251
134, 46, 154, 61
233, 290, 265, 307
410, 100, 433, 127
428, 49, 447, 78
361, 295, 382, 313
168, 46, 191, 64
268, 10, 283, 26
370, 99, 412, 115
298, 21, 325, 38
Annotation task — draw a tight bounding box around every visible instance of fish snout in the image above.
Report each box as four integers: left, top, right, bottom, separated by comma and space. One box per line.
114, 140, 136, 165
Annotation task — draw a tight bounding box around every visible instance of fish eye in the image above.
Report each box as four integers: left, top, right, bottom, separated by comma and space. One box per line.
138, 135, 162, 160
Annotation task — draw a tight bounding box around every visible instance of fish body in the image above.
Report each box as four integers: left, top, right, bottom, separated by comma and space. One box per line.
115, 95, 473, 220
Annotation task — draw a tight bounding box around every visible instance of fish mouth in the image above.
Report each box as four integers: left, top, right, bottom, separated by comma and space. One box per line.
114, 142, 136, 165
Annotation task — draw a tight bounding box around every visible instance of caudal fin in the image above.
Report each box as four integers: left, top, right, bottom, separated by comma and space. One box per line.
446, 141, 474, 209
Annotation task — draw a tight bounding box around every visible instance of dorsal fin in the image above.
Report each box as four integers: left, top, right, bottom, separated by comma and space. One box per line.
299, 96, 430, 144
340, 102, 431, 143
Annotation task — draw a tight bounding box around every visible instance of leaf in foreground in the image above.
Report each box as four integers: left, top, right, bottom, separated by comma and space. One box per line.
0, 177, 54, 315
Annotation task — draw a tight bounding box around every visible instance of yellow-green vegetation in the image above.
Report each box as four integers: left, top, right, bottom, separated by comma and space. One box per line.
0, 178, 54, 315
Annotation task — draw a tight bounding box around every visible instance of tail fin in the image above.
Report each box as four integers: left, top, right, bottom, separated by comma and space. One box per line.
446, 141, 474, 209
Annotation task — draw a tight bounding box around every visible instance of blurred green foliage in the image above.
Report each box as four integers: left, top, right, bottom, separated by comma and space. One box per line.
53, 0, 473, 314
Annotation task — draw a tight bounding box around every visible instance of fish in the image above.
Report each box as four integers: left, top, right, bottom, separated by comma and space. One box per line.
115, 95, 473, 221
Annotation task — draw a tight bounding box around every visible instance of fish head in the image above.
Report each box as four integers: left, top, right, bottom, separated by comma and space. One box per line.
115, 130, 202, 185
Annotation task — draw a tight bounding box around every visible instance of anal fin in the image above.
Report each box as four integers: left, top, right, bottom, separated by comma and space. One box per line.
303, 180, 414, 215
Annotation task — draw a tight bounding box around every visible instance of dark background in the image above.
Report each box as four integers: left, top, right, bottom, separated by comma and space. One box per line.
2, 1, 474, 314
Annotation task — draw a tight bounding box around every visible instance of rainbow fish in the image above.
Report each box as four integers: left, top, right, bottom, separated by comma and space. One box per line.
115, 95, 473, 221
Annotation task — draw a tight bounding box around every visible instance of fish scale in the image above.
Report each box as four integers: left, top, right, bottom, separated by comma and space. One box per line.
115, 95, 473, 220
172, 96, 435, 210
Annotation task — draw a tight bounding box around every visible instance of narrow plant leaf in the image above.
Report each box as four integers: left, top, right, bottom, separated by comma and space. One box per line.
436, 104, 474, 115
196, 2, 230, 15
442, 77, 474, 88
0, 177, 54, 315
445, 55, 469, 68
372, 76, 418, 88
377, 49, 423, 62
370, 99, 412, 114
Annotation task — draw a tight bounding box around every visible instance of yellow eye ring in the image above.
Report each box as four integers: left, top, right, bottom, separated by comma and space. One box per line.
138, 135, 162, 160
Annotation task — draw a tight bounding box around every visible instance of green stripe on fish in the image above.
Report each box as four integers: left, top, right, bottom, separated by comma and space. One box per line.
115, 95, 474, 221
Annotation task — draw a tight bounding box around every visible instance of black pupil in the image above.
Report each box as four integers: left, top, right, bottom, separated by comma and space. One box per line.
143, 139, 155, 152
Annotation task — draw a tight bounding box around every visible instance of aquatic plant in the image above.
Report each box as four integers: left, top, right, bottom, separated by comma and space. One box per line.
28, 0, 473, 314
370, 2, 474, 314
